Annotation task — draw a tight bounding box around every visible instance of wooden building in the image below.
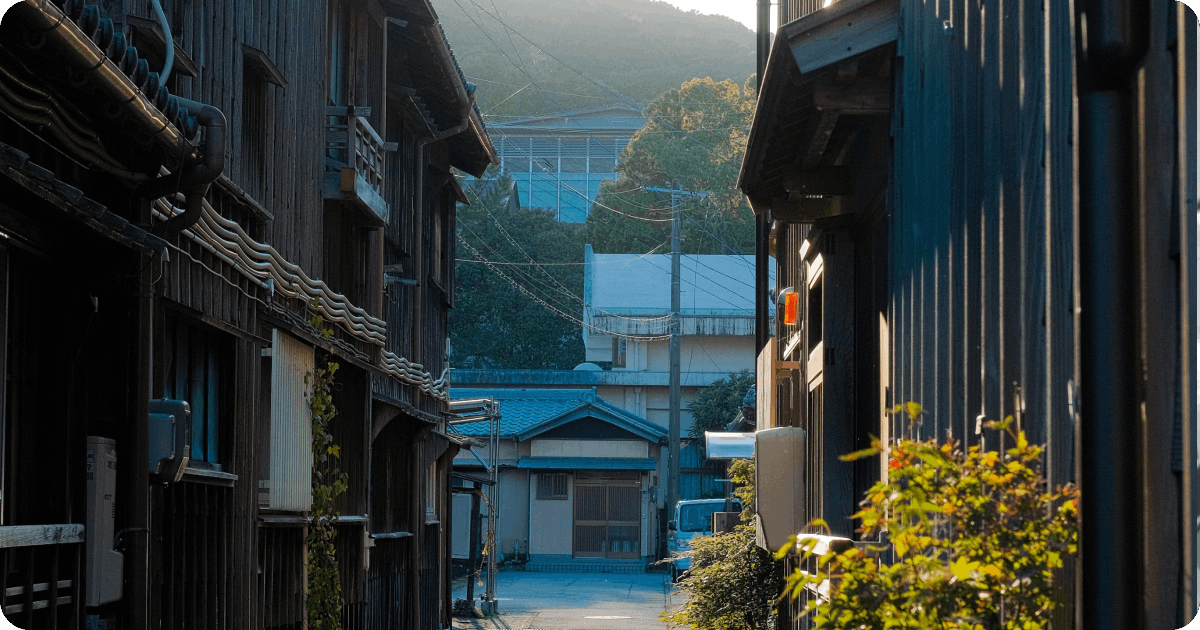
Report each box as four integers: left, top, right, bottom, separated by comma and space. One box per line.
0, 0, 493, 629
740, 0, 1197, 627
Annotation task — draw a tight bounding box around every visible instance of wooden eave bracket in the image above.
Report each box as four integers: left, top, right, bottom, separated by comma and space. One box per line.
784, 0, 899, 75
242, 44, 289, 88
125, 15, 201, 78
774, 360, 801, 382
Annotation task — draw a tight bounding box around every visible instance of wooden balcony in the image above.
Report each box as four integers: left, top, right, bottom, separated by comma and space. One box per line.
324, 106, 395, 226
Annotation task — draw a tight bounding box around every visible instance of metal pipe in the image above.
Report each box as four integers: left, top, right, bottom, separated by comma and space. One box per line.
125, 250, 157, 630
1075, 1, 1149, 627
754, 0, 771, 356
148, 0, 174, 85
142, 98, 227, 237
20, 0, 193, 161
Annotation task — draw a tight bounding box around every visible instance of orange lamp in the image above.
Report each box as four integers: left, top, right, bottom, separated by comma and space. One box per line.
782, 291, 799, 325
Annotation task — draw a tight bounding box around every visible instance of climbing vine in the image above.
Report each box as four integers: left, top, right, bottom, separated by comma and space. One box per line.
306, 303, 347, 630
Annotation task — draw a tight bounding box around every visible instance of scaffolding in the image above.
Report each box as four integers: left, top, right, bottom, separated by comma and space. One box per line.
447, 397, 501, 614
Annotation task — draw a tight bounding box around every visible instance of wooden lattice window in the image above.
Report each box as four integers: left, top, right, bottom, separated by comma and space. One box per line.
537, 473, 568, 500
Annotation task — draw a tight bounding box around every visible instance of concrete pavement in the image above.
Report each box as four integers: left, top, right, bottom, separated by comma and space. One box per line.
451, 570, 684, 630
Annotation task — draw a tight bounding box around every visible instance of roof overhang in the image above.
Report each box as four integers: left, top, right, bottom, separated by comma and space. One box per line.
704, 432, 756, 459
739, 0, 898, 223
516, 457, 658, 471
383, 0, 497, 176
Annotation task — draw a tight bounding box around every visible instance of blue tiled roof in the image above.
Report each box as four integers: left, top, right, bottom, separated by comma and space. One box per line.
447, 388, 664, 441
516, 457, 658, 470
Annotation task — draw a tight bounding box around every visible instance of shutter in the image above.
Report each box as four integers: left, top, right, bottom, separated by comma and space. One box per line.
269, 329, 315, 511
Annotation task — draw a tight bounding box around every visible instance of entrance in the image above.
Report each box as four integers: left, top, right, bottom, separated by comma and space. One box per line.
572, 472, 641, 558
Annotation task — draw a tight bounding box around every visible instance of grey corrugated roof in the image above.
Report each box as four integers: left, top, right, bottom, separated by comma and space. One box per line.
447, 388, 664, 441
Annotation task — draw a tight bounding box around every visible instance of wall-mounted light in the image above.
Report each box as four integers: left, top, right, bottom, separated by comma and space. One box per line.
776, 287, 798, 326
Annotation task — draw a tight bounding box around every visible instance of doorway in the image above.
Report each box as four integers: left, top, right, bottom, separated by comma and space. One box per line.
572, 472, 641, 558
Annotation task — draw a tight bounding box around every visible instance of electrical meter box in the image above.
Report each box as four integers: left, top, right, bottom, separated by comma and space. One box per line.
85, 436, 123, 606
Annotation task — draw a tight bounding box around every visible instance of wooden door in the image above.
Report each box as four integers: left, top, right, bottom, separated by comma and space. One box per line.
572, 483, 641, 558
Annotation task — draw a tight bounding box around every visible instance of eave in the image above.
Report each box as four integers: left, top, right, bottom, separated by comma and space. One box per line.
739, 0, 898, 222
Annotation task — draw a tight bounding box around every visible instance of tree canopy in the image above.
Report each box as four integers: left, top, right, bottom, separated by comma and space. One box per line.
582, 76, 758, 256
687, 369, 755, 439
450, 170, 586, 369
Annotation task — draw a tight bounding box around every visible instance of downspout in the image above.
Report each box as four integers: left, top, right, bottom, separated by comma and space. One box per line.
141, 98, 227, 237
127, 250, 158, 630
1075, 1, 1148, 628
412, 97, 474, 371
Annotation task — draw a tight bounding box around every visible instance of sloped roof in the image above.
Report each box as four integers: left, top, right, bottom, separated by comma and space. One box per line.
448, 388, 665, 442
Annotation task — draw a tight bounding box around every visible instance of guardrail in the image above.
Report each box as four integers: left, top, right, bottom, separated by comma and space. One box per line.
0, 524, 84, 629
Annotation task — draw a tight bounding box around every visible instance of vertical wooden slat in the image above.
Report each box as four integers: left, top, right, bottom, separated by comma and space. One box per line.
47, 544, 58, 630
20, 547, 32, 630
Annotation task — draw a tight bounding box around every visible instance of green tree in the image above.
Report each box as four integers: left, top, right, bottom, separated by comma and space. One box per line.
665, 459, 783, 630
584, 76, 757, 256
451, 169, 587, 369
687, 370, 754, 440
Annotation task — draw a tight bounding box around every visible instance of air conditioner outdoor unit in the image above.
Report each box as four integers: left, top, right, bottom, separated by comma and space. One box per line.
754, 426, 806, 553
85, 436, 123, 606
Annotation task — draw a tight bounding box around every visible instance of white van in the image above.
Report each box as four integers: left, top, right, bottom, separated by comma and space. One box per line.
666, 498, 741, 580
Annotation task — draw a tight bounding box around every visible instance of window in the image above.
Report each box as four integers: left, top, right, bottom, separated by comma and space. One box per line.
612, 337, 627, 368
425, 462, 438, 522
537, 473, 568, 500
163, 317, 231, 468
242, 64, 267, 180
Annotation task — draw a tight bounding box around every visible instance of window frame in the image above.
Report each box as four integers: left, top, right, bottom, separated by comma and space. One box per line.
537, 472, 569, 500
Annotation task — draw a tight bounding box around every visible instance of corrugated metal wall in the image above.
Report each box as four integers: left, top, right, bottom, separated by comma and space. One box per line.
269, 329, 315, 511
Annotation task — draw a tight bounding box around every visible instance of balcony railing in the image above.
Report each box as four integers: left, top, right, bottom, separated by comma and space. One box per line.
324, 106, 395, 226
0, 524, 84, 630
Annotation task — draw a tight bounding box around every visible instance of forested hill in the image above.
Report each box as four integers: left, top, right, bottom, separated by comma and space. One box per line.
432, 0, 755, 118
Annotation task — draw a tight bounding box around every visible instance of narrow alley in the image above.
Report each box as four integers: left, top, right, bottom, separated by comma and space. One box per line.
451, 572, 680, 630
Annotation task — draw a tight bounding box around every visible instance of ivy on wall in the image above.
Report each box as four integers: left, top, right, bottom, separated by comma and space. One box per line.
306, 305, 348, 630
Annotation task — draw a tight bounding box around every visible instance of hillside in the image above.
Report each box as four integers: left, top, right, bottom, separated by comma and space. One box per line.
433, 0, 756, 118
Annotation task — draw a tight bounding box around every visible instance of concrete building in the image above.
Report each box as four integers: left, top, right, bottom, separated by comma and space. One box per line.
487, 105, 645, 222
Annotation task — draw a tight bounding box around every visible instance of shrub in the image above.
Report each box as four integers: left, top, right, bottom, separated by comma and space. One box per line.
665, 460, 783, 630
780, 403, 1079, 630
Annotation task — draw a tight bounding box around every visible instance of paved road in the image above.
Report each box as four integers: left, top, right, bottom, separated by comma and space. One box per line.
451, 570, 683, 630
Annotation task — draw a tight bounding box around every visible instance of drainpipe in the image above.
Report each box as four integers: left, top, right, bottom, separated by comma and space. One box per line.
22, 0, 195, 161
126, 249, 158, 630
140, 98, 227, 237
412, 98, 474, 364
1075, 1, 1148, 628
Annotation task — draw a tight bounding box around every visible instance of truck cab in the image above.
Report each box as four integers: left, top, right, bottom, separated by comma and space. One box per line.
666, 498, 742, 580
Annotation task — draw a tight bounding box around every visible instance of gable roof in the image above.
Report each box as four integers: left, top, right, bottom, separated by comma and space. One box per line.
448, 388, 665, 442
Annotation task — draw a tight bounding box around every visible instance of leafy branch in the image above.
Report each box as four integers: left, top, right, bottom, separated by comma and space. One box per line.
306, 302, 347, 630
780, 402, 1079, 630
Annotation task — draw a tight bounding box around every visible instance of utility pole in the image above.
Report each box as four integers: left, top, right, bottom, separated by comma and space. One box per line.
667, 180, 682, 521
755, 0, 771, 356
